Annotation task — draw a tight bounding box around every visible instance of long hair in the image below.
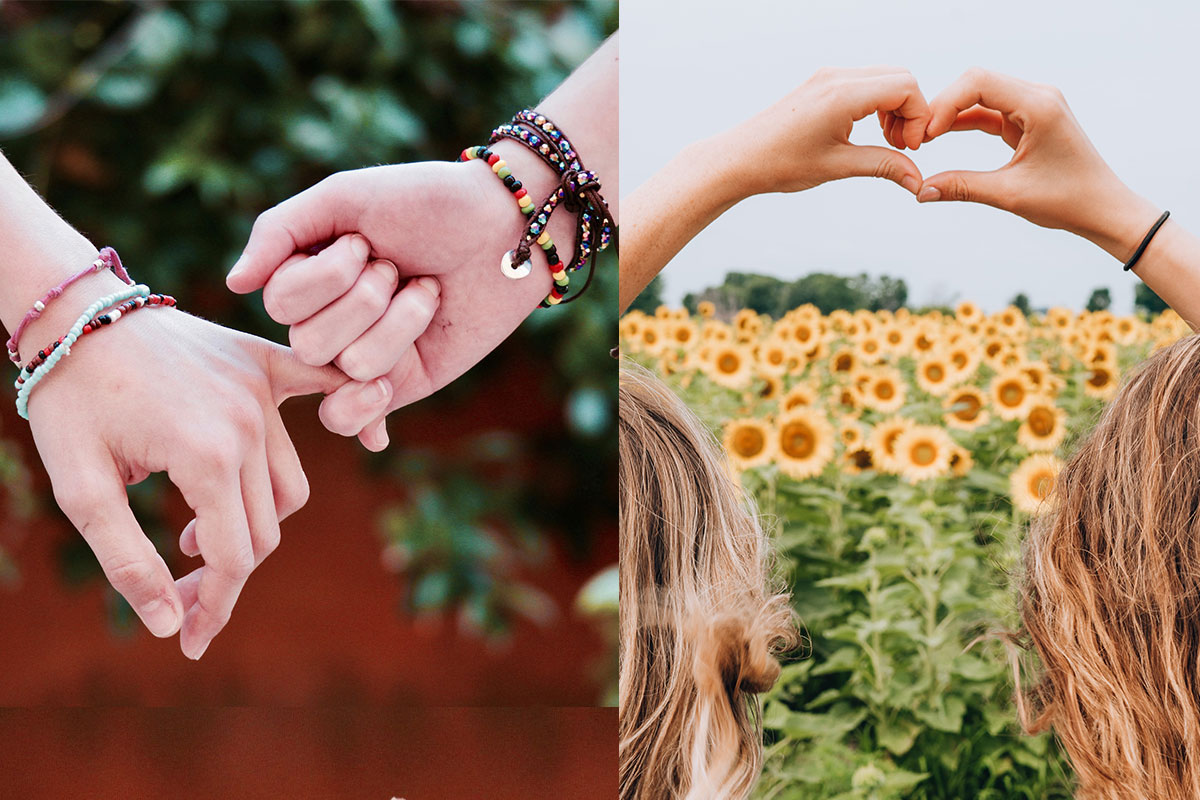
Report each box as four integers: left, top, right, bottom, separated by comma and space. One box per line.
619, 362, 799, 799
1020, 334, 1200, 799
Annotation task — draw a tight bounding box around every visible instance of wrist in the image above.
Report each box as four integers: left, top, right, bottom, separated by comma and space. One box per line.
1075, 184, 1162, 263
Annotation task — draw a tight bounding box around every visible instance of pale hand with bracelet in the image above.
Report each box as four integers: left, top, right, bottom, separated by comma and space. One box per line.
0, 156, 354, 660
227, 34, 619, 450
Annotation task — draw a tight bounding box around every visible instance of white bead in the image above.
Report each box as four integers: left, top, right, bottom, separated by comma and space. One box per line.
33, 300, 44, 312
500, 250, 533, 280
108, 309, 121, 321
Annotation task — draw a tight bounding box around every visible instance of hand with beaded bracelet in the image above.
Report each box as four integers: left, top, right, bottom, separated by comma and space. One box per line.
0, 151, 362, 660
227, 34, 618, 450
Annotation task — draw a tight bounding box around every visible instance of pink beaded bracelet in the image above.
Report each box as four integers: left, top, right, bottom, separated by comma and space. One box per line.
6, 246, 133, 365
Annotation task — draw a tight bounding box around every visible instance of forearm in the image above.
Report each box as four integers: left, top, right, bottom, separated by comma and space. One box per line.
619, 131, 748, 312
1130, 219, 1200, 330
0, 153, 100, 330
483, 33, 618, 312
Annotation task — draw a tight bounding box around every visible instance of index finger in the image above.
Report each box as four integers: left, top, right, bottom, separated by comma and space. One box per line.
845, 73, 931, 150
926, 68, 1030, 140
227, 171, 365, 295
173, 466, 255, 660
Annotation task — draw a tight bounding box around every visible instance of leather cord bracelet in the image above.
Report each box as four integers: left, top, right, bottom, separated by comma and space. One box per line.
1124, 211, 1170, 272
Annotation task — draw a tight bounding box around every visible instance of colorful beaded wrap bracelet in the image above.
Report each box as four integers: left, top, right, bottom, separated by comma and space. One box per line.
15, 284, 151, 420
15, 293, 176, 386
489, 110, 614, 305
6, 246, 133, 364
458, 145, 570, 305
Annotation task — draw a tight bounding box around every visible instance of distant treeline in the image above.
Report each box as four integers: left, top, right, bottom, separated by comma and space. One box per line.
629, 272, 1170, 318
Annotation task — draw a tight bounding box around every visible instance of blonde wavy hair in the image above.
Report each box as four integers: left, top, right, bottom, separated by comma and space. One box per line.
619, 363, 799, 800
1020, 334, 1200, 799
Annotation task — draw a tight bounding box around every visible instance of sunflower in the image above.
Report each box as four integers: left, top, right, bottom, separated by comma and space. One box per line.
915, 355, 955, 396
949, 445, 974, 477
1083, 363, 1119, 400
855, 334, 886, 364
756, 337, 792, 376
1010, 454, 1063, 515
1018, 399, 1067, 452
893, 425, 955, 484
829, 347, 858, 374
955, 300, 983, 324
943, 386, 990, 431
703, 322, 734, 343
723, 418, 775, 471
666, 319, 699, 349
697, 300, 716, 319
780, 382, 819, 413
841, 446, 875, 475
880, 324, 912, 356
862, 367, 906, 413
989, 368, 1035, 421
832, 382, 863, 415
756, 373, 784, 402
838, 419, 865, 449
774, 408, 835, 480
638, 321, 666, 356
866, 416, 915, 474
707, 345, 753, 389
654, 305, 672, 320
945, 343, 981, 382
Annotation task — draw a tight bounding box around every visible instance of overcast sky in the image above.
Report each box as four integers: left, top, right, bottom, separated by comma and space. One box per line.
620, 0, 1200, 313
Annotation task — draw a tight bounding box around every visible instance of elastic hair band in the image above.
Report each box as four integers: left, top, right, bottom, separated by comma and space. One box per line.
16, 284, 150, 420
7, 247, 133, 364
1124, 211, 1170, 272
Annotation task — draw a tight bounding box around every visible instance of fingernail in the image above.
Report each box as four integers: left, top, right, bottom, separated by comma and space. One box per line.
901, 176, 920, 195
374, 259, 399, 283
371, 418, 389, 450
918, 186, 941, 203
185, 639, 210, 661
143, 597, 181, 638
227, 256, 246, 281
371, 376, 392, 403
415, 276, 441, 299
350, 235, 370, 262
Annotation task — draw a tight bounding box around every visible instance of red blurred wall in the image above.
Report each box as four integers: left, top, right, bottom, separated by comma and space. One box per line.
0, 359, 616, 707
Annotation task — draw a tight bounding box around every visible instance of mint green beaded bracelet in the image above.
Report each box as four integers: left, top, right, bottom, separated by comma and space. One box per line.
15, 284, 150, 420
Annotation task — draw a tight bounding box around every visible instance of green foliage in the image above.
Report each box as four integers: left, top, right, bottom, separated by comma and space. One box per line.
690, 272, 910, 318
1009, 293, 1031, 317
1085, 287, 1111, 313
0, 1, 617, 638
1134, 282, 1168, 315
629, 274, 665, 315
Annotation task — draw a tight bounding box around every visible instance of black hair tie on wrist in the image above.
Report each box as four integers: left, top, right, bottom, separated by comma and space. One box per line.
1124, 211, 1171, 272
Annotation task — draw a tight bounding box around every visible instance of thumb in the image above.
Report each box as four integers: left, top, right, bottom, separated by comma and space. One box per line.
259, 340, 350, 403
836, 145, 923, 196
917, 169, 1011, 207
227, 174, 361, 294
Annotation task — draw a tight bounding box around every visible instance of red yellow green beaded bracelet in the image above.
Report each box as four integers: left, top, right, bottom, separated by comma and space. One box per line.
458, 145, 570, 306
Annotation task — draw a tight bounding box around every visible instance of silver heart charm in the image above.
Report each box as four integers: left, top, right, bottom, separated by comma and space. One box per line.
500, 250, 533, 280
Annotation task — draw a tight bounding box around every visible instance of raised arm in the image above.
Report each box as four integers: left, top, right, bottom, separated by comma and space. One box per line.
620, 66, 931, 312
913, 68, 1200, 328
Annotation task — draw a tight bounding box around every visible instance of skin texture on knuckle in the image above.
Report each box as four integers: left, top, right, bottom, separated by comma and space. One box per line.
287, 325, 325, 367
100, 554, 163, 601
277, 471, 310, 520
335, 348, 384, 384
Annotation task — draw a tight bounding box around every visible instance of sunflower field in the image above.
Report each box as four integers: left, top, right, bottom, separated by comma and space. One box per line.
620, 300, 1193, 800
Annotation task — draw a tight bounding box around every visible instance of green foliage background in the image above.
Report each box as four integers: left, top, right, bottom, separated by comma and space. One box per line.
685, 271, 910, 319
0, 1, 617, 644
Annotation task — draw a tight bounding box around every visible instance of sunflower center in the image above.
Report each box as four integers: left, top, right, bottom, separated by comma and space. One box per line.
717, 353, 740, 373
1088, 368, 1110, 388
951, 352, 968, 368
767, 349, 784, 365
834, 354, 852, 371
780, 422, 816, 459
911, 442, 937, 466
925, 364, 944, 382
1028, 407, 1056, 437
999, 382, 1024, 407
952, 393, 981, 421
1030, 471, 1055, 499
851, 449, 873, 469
796, 327, 812, 342
732, 427, 765, 458
875, 382, 895, 400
